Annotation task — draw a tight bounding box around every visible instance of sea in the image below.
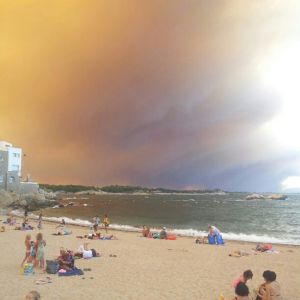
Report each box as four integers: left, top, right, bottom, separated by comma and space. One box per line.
27, 192, 300, 245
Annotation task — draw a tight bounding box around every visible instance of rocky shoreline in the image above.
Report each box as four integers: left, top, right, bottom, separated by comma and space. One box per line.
0, 189, 59, 212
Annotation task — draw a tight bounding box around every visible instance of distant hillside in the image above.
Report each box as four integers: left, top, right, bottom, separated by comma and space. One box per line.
39, 184, 224, 194
39, 184, 98, 193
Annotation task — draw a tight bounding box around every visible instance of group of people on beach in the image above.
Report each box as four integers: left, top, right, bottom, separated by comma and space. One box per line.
92, 214, 110, 233
8, 210, 282, 300
232, 269, 281, 300
21, 233, 46, 270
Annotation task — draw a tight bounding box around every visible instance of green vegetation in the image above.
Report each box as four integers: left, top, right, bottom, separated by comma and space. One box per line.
39, 184, 98, 193
40, 184, 223, 194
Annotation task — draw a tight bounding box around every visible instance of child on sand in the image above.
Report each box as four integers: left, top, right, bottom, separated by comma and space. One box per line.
21, 234, 32, 266
25, 290, 41, 300
35, 233, 46, 269
233, 282, 252, 300
233, 270, 253, 288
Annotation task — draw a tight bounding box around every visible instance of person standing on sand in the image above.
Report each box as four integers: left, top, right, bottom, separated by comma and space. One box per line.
21, 234, 32, 267
37, 213, 42, 230
35, 233, 46, 270
103, 214, 110, 233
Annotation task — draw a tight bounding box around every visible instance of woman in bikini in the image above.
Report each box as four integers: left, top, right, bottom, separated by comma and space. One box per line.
21, 234, 32, 267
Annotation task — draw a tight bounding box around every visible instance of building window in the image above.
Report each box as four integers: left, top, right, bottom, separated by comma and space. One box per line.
9, 176, 15, 183
11, 164, 19, 171
0, 175, 3, 183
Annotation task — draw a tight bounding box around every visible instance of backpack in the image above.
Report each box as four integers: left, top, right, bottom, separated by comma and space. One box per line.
46, 260, 59, 274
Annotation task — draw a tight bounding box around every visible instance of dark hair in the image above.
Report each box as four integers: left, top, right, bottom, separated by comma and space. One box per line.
243, 269, 253, 279
235, 282, 249, 296
263, 270, 277, 282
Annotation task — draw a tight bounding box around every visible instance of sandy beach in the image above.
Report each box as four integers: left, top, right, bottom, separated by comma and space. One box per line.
0, 216, 299, 300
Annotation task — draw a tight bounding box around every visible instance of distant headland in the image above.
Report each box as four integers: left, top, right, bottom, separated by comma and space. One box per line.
39, 184, 225, 195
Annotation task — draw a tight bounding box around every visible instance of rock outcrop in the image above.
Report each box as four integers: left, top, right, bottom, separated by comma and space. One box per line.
0, 189, 59, 211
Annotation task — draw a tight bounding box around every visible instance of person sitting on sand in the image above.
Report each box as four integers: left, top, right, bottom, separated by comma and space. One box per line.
233, 270, 253, 288
58, 248, 74, 271
256, 270, 281, 300
25, 290, 41, 300
195, 236, 208, 244
159, 227, 168, 239
233, 282, 251, 300
142, 225, 151, 237
208, 224, 224, 244
22, 221, 33, 231
56, 219, 66, 229
21, 234, 32, 267
208, 224, 221, 236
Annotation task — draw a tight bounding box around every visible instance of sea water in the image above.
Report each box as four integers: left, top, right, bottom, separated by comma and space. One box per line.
33, 192, 300, 245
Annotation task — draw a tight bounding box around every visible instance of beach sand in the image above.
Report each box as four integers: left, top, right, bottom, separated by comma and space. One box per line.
0, 217, 299, 300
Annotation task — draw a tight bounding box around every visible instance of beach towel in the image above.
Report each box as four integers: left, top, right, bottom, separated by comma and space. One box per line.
58, 267, 84, 276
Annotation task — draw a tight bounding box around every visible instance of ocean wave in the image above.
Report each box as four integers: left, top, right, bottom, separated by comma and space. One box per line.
11, 210, 300, 245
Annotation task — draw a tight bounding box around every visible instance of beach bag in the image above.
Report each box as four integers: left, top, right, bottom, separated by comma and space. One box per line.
23, 263, 34, 275
46, 260, 59, 274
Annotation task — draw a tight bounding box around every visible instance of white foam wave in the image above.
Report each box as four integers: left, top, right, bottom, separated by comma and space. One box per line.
11, 210, 300, 245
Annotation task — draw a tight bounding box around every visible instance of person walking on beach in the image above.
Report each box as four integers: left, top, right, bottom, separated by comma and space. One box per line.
103, 214, 110, 233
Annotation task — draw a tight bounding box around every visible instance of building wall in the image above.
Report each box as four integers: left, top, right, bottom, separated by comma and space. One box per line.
7, 147, 22, 177
19, 182, 39, 194
0, 150, 8, 190
6, 170, 21, 193
0, 141, 38, 194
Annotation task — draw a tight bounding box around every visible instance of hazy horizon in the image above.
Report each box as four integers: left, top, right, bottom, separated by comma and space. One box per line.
1, 1, 300, 192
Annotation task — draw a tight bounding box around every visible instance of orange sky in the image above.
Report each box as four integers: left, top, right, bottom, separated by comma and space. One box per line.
1, 1, 300, 191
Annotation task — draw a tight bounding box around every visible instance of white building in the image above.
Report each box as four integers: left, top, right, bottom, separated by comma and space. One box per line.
0, 141, 22, 176
0, 141, 38, 193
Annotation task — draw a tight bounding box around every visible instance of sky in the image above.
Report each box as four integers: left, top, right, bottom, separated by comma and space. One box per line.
1, 1, 300, 192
